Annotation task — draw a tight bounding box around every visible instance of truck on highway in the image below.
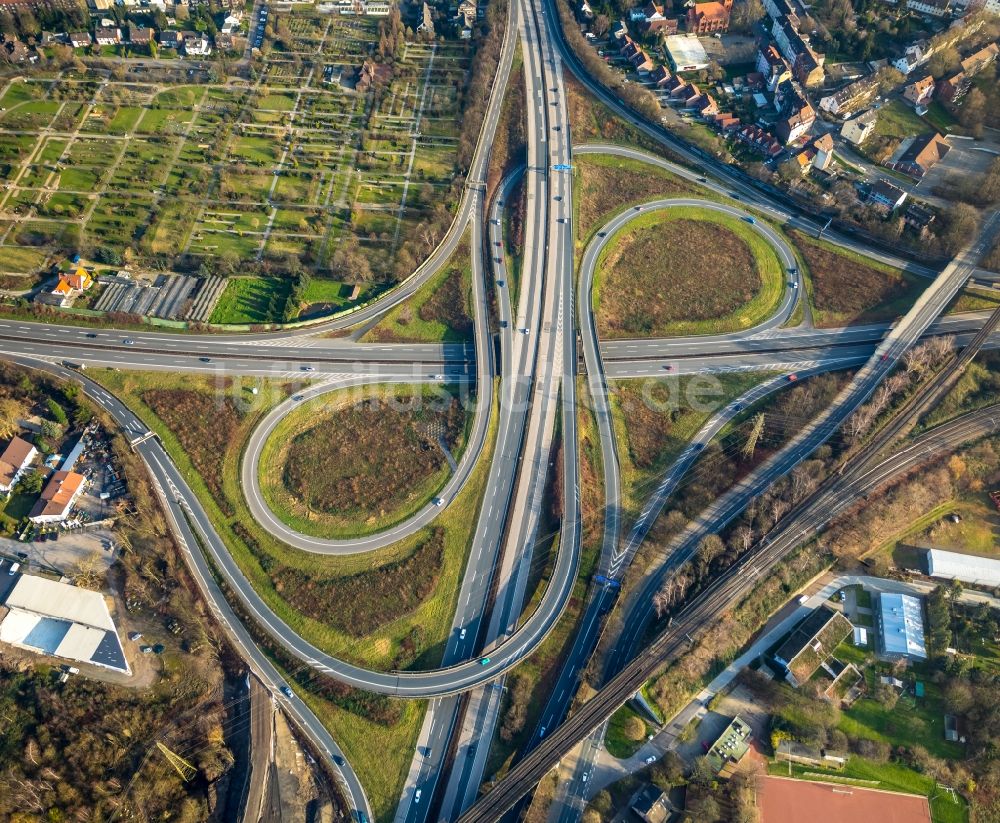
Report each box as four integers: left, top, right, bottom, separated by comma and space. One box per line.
62, 360, 86, 370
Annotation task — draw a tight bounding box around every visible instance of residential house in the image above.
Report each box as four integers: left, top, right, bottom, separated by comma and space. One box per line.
812, 132, 835, 170
735, 124, 783, 158
579, 0, 594, 19
159, 30, 183, 49
94, 26, 121, 46
892, 39, 932, 74
28, 470, 85, 524
868, 178, 908, 211
0, 436, 36, 494
49, 267, 94, 306
610, 19, 629, 40
640, 2, 677, 34
936, 71, 968, 104
1, 37, 31, 62
68, 31, 92, 47
687, 0, 732, 33
763, 0, 800, 23
886, 132, 950, 178
221, 14, 242, 34
960, 42, 999, 76
631, 786, 673, 823
840, 108, 878, 144
903, 74, 935, 107
128, 25, 154, 44
688, 89, 719, 116
775, 102, 815, 143
818, 76, 878, 116
417, 1, 434, 34
456, 0, 477, 28
772, 17, 824, 86
906, 0, 951, 16
904, 202, 936, 236
629, 48, 655, 72
757, 44, 791, 92
184, 34, 211, 56
649, 64, 672, 86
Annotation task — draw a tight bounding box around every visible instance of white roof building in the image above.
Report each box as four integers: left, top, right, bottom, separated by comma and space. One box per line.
877, 592, 927, 660
665, 34, 710, 72
0, 574, 130, 673
927, 548, 1000, 588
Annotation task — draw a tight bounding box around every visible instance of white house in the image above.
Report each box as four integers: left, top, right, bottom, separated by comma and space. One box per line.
0, 436, 37, 494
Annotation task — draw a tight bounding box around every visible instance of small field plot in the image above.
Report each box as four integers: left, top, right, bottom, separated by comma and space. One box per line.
209, 277, 292, 324
595, 207, 784, 337
258, 384, 470, 538
791, 230, 923, 327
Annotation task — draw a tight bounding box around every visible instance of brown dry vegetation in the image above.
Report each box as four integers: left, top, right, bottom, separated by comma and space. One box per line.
564, 72, 664, 154
487, 56, 526, 194
983, 236, 1000, 274
272, 529, 444, 639
576, 155, 698, 246
597, 220, 758, 337
792, 230, 922, 327
281, 395, 464, 519
141, 388, 244, 515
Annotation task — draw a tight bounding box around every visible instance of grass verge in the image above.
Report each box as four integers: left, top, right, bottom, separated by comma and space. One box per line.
594, 207, 784, 338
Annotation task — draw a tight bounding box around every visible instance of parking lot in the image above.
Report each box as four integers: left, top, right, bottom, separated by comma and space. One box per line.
915, 136, 1000, 194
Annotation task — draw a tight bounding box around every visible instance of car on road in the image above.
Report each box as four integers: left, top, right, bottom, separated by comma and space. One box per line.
497, 280, 505, 287
645, 755, 657, 764
414, 790, 422, 804
292, 395, 304, 401
9, 562, 20, 575
479, 657, 491, 665
553, 125, 561, 131
790, 281, 798, 289
662, 364, 673, 371
123, 338, 135, 345
519, 328, 529, 335
554, 195, 562, 201
280, 685, 294, 699
86, 333, 97, 338
881, 353, 890, 361
430, 374, 444, 380
788, 267, 797, 274
495, 240, 501, 246
634, 205, 641, 210
787, 373, 798, 382
459, 628, 467, 640
539, 726, 546, 738
557, 217, 566, 223
495, 257, 502, 264
697, 176, 707, 182
597, 231, 607, 237
301, 365, 315, 371
581, 773, 589, 783
432, 497, 445, 507
742, 216, 755, 224
500, 320, 508, 328
333, 755, 345, 766
199, 357, 211, 362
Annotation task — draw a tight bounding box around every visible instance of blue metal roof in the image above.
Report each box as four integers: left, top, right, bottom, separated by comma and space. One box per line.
878, 592, 927, 659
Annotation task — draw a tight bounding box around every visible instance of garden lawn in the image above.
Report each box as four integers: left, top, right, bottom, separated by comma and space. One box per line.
594, 207, 784, 337
605, 704, 651, 759
209, 278, 292, 324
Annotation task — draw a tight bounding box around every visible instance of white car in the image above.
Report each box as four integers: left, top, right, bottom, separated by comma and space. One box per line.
645, 755, 657, 765
459, 628, 467, 640
414, 790, 422, 804
432, 497, 445, 507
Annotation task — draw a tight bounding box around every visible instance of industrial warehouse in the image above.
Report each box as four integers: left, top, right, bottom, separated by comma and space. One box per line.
0, 572, 129, 674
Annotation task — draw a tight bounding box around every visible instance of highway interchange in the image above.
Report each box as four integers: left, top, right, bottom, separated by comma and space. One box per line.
4, 0, 1000, 819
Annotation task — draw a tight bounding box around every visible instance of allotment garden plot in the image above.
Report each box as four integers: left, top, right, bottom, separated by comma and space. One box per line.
0, 16, 473, 322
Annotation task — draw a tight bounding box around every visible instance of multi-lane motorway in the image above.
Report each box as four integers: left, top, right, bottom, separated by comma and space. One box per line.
5, 0, 1000, 818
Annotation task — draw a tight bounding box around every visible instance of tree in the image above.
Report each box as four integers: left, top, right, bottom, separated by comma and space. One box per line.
623, 714, 646, 742
927, 46, 960, 79
16, 470, 43, 495
592, 13, 610, 36
730, 0, 765, 32
0, 397, 26, 439
959, 88, 987, 139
